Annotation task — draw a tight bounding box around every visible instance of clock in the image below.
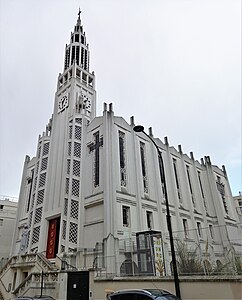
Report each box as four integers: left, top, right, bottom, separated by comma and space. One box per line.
58, 95, 68, 113
83, 95, 91, 113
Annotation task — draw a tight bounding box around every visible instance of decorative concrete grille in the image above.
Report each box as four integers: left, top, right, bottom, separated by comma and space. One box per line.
67, 159, 71, 175
74, 142, 81, 158
75, 118, 82, 124
74, 125, 82, 140
29, 211, 33, 227
70, 200, 79, 219
33, 177, 37, 191
64, 198, 68, 216
65, 178, 69, 194
37, 189, 44, 205
34, 207, 42, 224
37, 146, 41, 159
61, 244, 65, 253
36, 161, 39, 174
71, 179, 80, 197
39, 172, 46, 187
69, 125, 73, 139
32, 226, 40, 245
68, 142, 72, 156
73, 160, 80, 177
31, 193, 35, 209
62, 220, 67, 240
43, 142, 50, 156
41, 157, 48, 171
69, 222, 78, 244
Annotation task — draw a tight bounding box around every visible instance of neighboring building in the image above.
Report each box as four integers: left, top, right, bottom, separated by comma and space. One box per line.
0, 12, 241, 300
234, 193, 242, 223
0, 196, 18, 267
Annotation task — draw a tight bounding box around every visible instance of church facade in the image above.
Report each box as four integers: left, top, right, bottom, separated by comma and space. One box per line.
3, 12, 240, 295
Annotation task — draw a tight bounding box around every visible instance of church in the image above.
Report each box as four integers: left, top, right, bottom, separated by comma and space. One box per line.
0, 11, 240, 300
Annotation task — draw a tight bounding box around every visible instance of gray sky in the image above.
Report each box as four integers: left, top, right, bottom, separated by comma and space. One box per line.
0, 0, 241, 198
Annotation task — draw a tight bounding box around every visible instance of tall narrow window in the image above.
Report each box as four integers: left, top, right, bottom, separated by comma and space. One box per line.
122, 206, 130, 227
216, 176, 228, 214
186, 165, 195, 206
209, 224, 214, 240
183, 219, 189, 238
173, 158, 181, 201
146, 211, 153, 230
140, 142, 148, 193
89, 132, 103, 187
197, 222, 202, 238
119, 131, 127, 187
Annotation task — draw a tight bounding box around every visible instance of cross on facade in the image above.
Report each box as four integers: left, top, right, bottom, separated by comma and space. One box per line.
89, 133, 103, 187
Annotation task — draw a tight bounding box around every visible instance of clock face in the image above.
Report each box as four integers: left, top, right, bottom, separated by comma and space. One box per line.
58, 95, 68, 113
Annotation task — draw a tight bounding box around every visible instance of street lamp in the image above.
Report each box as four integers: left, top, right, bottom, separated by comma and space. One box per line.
133, 125, 181, 299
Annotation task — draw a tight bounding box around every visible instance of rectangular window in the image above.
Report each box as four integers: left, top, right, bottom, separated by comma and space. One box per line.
197, 171, 205, 198
186, 165, 195, 207
173, 158, 181, 201
146, 211, 153, 230
119, 131, 126, 187
197, 222, 202, 238
140, 142, 148, 193
209, 224, 214, 240
0, 205, 3, 210
122, 206, 130, 227
183, 219, 189, 238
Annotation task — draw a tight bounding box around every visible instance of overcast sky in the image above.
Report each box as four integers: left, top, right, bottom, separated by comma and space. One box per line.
0, 0, 241, 198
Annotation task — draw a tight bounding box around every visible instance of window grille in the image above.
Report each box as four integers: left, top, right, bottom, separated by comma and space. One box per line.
39, 173, 46, 188
31, 193, 35, 209
64, 198, 68, 216
68, 142, 72, 156
29, 211, 33, 227
67, 159, 71, 175
75, 125, 82, 140
61, 244, 65, 253
65, 178, 69, 195
75, 118, 82, 125
72, 179, 80, 197
37, 189, 44, 205
34, 207, 42, 224
119, 131, 127, 187
33, 177, 37, 191
69, 222, 78, 244
62, 220, 67, 240
122, 206, 130, 227
43, 143, 50, 156
73, 160, 80, 177
70, 200, 79, 219
32, 226, 40, 245
36, 161, 39, 174
74, 142, 81, 157
69, 125, 73, 139
37, 146, 41, 159
41, 157, 48, 171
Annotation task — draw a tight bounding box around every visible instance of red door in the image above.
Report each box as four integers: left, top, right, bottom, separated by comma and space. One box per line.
46, 218, 60, 259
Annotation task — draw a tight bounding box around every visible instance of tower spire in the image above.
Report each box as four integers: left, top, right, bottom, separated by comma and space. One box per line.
77, 8, 81, 25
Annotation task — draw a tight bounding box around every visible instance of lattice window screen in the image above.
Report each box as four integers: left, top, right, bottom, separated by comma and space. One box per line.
67, 159, 71, 175
41, 157, 48, 171
68, 142, 72, 156
32, 226, 40, 245
75, 125, 82, 140
60, 245, 65, 253
34, 207, 42, 224
69, 222, 78, 244
39, 173, 46, 187
65, 178, 69, 194
29, 211, 33, 227
37, 189, 45, 205
69, 125, 73, 139
64, 198, 68, 216
73, 160, 80, 177
74, 142, 81, 158
75, 118, 82, 125
33, 177, 37, 191
43, 143, 50, 156
36, 161, 39, 174
31, 193, 35, 209
72, 179, 80, 197
70, 200, 79, 219
37, 146, 41, 159
62, 220, 67, 240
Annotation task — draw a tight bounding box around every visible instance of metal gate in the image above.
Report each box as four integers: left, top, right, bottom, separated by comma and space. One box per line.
67, 271, 89, 300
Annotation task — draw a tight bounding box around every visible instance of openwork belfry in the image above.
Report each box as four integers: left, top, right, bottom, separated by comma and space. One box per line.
1, 10, 241, 300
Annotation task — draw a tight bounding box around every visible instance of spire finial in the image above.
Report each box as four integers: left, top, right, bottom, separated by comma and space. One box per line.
78, 8, 82, 20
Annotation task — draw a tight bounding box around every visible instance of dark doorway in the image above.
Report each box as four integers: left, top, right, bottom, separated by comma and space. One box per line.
67, 271, 89, 300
